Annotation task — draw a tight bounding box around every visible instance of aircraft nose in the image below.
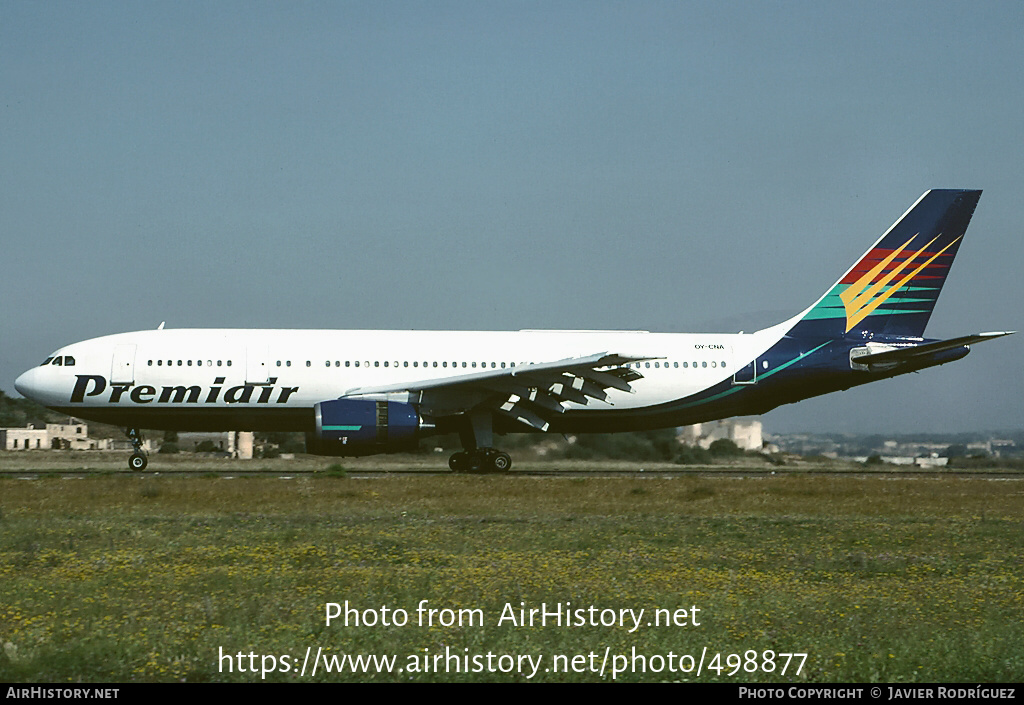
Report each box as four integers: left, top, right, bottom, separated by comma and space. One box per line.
14, 367, 41, 400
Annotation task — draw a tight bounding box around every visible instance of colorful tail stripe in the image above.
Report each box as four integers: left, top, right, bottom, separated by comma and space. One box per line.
790, 190, 980, 339
839, 234, 960, 331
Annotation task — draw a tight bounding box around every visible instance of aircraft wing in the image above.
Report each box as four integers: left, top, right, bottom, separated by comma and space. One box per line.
342, 352, 658, 430
852, 331, 1015, 366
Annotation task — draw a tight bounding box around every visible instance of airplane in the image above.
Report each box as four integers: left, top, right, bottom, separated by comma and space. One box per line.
14, 189, 1013, 472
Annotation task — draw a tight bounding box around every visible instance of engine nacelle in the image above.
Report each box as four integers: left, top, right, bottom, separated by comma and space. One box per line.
309, 398, 422, 456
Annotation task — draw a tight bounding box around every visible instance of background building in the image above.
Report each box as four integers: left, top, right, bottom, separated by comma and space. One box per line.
0, 420, 113, 450
677, 418, 763, 451
0, 425, 48, 450
176, 431, 254, 459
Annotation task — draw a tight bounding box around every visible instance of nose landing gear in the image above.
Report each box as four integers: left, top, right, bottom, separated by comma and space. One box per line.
125, 428, 148, 471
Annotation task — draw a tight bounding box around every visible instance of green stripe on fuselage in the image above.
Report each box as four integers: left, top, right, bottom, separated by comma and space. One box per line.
675, 341, 831, 410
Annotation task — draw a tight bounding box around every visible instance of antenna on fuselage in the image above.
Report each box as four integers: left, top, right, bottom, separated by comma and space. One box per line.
157, 321, 165, 330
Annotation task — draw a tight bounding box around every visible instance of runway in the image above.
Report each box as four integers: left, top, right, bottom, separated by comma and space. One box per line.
3, 466, 1022, 480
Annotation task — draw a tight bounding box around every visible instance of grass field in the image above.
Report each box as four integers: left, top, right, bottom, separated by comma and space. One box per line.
1, 455, 1022, 682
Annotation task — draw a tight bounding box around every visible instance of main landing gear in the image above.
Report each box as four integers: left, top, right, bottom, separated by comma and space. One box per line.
125, 428, 148, 471
447, 409, 512, 473
448, 448, 512, 473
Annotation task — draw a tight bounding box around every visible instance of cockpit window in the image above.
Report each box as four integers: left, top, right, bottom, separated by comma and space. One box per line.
41, 355, 75, 366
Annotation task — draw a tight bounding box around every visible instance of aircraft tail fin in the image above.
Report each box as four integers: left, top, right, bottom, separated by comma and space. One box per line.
788, 189, 982, 339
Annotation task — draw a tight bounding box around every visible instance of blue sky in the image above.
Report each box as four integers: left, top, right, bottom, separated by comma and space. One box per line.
2, 1, 1022, 433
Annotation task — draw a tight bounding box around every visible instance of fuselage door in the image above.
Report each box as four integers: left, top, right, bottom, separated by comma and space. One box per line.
245, 345, 270, 385
732, 356, 759, 385
111, 344, 136, 384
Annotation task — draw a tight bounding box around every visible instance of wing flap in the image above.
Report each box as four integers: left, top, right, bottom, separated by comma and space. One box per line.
497, 398, 550, 431
344, 352, 655, 397
342, 351, 659, 429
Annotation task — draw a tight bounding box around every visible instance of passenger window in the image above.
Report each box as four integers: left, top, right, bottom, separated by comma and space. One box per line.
197, 360, 202, 366
177, 360, 183, 366
217, 360, 222, 366
277, 361, 282, 367
354, 361, 360, 367
711, 361, 716, 368
432, 362, 438, 368
148, 360, 153, 366
384, 361, 389, 367
674, 362, 679, 368
722, 361, 727, 368
374, 361, 379, 368
158, 360, 163, 366
346, 361, 350, 367
226, 360, 232, 366
683, 362, 688, 368
501, 362, 506, 368
325, 361, 331, 367
442, 361, 448, 368
187, 360, 192, 366
403, 361, 408, 367
208, 360, 212, 367
702, 361, 707, 368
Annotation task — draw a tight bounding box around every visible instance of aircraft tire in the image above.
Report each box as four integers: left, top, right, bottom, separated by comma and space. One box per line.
129, 452, 148, 472
465, 453, 484, 473
449, 451, 468, 473
492, 452, 512, 472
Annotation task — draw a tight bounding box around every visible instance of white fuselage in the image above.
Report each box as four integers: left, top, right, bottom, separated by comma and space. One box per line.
15, 325, 790, 423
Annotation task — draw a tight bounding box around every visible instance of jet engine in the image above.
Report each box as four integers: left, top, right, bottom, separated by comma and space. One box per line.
307, 398, 424, 456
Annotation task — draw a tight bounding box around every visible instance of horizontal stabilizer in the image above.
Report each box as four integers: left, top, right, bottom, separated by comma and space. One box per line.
852, 331, 1014, 366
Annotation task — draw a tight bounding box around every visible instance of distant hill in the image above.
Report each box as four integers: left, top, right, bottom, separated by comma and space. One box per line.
0, 390, 63, 428
0, 390, 128, 438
